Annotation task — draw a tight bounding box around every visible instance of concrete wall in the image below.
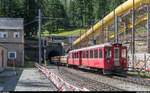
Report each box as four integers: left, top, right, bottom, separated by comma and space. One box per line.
45, 43, 64, 60
0, 45, 8, 72
4, 43, 24, 66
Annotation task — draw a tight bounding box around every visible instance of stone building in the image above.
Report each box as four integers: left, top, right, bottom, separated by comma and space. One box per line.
0, 18, 24, 66
0, 45, 8, 72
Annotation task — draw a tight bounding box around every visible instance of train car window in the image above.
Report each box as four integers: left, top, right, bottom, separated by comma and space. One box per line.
86, 51, 89, 58
72, 53, 74, 58
77, 52, 78, 58
99, 49, 103, 58
74, 53, 76, 58
122, 49, 126, 58
73, 53, 75, 58
70, 54, 72, 58
94, 50, 98, 58
105, 49, 112, 59
75, 53, 76, 58
114, 48, 119, 59
74, 53, 75, 58
90, 50, 93, 58
82, 51, 85, 58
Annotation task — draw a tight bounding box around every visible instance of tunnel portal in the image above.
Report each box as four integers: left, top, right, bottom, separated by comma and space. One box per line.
48, 50, 60, 61
44, 43, 65, 62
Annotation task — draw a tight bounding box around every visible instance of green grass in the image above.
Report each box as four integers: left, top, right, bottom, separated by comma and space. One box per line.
37, 29, 86, 37
24, 56, 37, 68
128, 71, 150, 77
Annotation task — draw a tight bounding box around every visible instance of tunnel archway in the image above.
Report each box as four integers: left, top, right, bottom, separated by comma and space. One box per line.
48, 50, 60, 62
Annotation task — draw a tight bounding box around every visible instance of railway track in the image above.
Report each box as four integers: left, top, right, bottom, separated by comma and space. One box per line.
112, 73, 150, 87
54, 65, 150, 91
58, 66, 124, 91
67, 65, 150, 87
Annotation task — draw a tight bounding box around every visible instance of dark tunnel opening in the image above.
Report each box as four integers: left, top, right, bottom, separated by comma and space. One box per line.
48, 50, 60, 62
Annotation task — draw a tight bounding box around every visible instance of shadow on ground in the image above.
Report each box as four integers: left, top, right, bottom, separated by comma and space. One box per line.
0, 68, 23, 91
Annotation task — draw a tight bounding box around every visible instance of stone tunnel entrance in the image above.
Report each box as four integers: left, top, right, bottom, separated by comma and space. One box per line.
48, 50, 60, 62
42, 43, 65, 63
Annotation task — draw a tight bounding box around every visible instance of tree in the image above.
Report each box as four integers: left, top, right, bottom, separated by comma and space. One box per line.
0, 0, 128, 37
43, 0, 69, 33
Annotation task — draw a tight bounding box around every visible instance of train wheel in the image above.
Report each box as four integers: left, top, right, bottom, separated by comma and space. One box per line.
102, 69, 106, 75
66, 64, 69, 67
103, 69, 112, 75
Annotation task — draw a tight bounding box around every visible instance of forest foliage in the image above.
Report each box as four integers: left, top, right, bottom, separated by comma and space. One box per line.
0, 0, 127, 37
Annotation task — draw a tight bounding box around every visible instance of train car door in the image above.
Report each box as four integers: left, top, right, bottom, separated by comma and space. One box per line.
79, 51, 82, 66
114, 47, 120, 66
121, 47, 128, 68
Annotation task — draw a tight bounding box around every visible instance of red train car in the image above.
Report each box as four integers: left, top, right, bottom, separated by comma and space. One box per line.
68, 43, 127, 74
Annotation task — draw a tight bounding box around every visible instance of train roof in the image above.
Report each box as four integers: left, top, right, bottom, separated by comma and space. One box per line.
70, 43, 112, 52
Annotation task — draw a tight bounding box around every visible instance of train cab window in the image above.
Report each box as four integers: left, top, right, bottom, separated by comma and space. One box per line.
99, 49, 103, 58
90, 50, 93, 58
105, 48, 112, 59
94, 50, 98, 58
86, 51, 89, 58
122, 49, 126, 58
82, 51, 85, 58
114, 48, 119, 59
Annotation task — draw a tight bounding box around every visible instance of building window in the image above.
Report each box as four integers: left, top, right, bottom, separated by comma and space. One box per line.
3, 32, 8, 38
8, 52, 16, 59
0, 32, 8, 38
14, 32, 20, 38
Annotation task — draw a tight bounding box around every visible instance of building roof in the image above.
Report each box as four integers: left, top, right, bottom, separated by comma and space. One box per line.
0, 18, 24, 30
70, 43, 112, 52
